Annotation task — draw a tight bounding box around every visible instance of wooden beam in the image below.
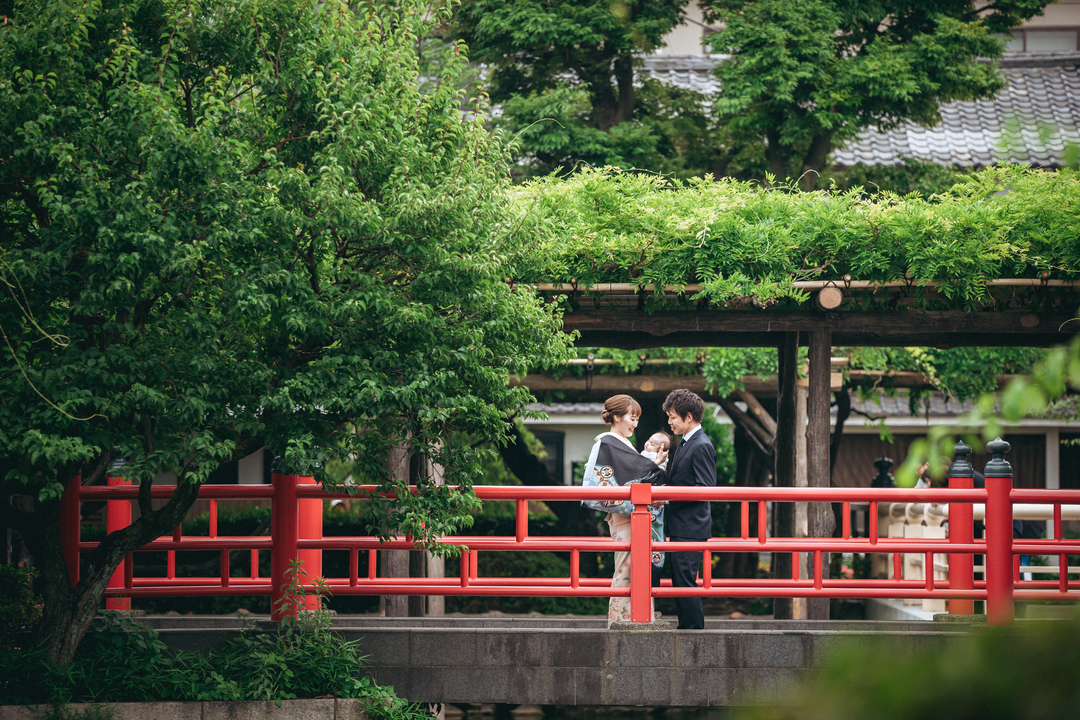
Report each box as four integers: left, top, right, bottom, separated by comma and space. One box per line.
563, 309, 1077, 349
773, 332, 799, 620
736, 390, 778, 438
510, 373, 779, 400
806, 330, 833, 620
512, 370, 1016, 402
717, 397, 774, 458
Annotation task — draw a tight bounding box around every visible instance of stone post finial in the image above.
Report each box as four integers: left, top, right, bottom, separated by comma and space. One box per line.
947, 440, 974, 478
983, 437, 1013, 478
871, 456, 894, 487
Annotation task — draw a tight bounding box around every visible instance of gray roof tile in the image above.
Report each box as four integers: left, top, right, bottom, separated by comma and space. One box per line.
642, 52, 1080, 168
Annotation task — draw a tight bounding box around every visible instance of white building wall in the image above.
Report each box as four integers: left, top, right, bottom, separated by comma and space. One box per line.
527, 420, 608, 484
658, 0, 1080, 57
657, 0, 713, 55
1024, 0, 1080, 27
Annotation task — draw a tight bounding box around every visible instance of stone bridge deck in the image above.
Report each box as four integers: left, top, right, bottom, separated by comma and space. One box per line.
147, 616, 967, 708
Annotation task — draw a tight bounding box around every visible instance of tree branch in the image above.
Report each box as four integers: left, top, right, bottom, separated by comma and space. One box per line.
718, 396, 774, 458
81, 451, 113, 488
138, 466, 153, 520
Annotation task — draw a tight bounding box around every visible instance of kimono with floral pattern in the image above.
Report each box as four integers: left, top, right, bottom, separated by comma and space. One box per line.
580, 432, 666, 626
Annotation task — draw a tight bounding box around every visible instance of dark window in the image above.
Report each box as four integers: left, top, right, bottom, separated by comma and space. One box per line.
1061, 434, 1080, 490
531, 430, 565, 484
207, 459, 239, 484
571, 461, 587, 486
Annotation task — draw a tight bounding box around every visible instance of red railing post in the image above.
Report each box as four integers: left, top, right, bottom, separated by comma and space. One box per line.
947, 441, 975, 615
105, 469, 132, 611
629, 483, 653, 623
60, 475, 81, 588
984, 438, 1014, 626
297, 475, 323, 611
516, 499, 528, 543
271, 472, 300, 620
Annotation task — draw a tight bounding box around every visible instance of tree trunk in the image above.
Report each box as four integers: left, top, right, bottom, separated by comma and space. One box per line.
718, 426, 766, 579
799, 131, 834, 192
794, 383, 809, 620
707, 147, 741, 180
577, 50, 621, 133
717, 392, 777, 580
384, 442, 410, 617
772, 332, 799, 619
765, 127, 788, 181
19, 473, 202, 666
613, 54, 636, 128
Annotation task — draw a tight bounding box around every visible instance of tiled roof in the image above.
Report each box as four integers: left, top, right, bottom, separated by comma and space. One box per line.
842, 390, 978, 419
527, 402, 607, 416
641, 55, 725, 95
640, 52, 1080, 169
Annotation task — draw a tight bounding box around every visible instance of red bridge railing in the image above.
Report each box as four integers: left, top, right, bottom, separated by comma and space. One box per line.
59, 472, 1080, 626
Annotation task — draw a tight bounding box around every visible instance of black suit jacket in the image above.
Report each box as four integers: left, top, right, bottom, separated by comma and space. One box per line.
665, 428, 716, 540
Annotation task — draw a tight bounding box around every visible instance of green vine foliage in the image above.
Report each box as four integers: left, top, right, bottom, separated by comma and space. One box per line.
846, 346, 1047, 407
551, 345, 1045, 414
509, 165, 1080, 311
822, 158, 974, 199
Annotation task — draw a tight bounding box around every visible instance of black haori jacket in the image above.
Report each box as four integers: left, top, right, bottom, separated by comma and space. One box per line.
582, 433, 668, 567
591, 434, 666, 487
581, 434, 666, 513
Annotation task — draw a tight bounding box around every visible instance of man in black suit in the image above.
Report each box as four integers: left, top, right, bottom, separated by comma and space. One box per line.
662, 389, 716, 630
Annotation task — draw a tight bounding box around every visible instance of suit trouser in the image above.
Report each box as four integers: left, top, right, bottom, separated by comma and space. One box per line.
669, 536, 705, 629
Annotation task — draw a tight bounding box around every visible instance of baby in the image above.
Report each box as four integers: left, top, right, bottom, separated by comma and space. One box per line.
641, 431, 672, 470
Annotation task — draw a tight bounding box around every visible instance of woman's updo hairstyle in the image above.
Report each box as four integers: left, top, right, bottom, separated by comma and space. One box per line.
601, 394, 642, 425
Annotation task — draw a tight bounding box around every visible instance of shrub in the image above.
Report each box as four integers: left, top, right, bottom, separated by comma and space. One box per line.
0, 564, 42, 650
0, 563, 424, 718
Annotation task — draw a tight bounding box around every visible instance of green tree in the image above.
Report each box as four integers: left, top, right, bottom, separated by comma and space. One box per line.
0, 0, 570, 666
451, 0, 720, 177
703, 0, 1052, 189
454, 0, 688, 130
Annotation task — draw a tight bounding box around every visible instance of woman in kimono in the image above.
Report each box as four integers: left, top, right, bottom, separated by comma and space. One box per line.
581, 394, 668, 627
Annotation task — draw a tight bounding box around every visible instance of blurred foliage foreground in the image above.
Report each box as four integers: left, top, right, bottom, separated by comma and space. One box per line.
741, 615, 1080, 720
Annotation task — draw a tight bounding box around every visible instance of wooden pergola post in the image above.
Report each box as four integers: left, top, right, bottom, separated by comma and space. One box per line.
772, 332, 799, 620
806, 329, 835, 620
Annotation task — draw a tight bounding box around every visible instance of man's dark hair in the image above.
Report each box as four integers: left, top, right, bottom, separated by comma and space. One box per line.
663, 389, 705, 422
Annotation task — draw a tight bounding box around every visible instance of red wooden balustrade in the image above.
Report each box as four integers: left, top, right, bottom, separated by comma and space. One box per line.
58, 475, 1080, 626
